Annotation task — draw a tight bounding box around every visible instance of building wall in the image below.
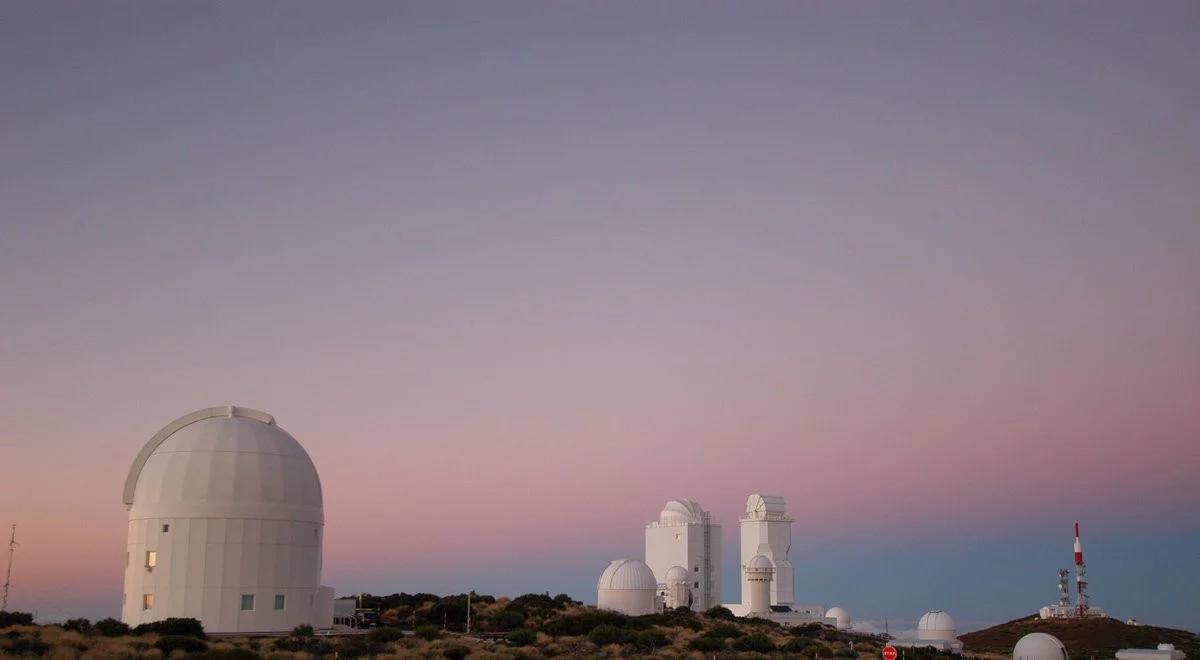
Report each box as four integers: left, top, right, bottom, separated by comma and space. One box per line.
597, 588, 660, 616
645, 520, 722, 611
739, 518, 794, 606
122, 516, 326, 633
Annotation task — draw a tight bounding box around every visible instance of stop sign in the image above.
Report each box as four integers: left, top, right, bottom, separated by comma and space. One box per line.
883, 646, 898, 660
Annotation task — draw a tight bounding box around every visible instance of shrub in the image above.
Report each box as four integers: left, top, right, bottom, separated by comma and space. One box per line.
273, 635, 334, 654
689, 636, 726, 652
705, 623, 744, 639
61, 618, 91, 633
704, 605, 736, 620
633, 628, 669, 649
415, 624, 441, 641
197, 649, 261, 660
835, 646, 858, 657
291, 624, 314, 637
541, 610, 645, 637
155, 634, 209, 655
552, 593, 577, 606
5, 635, 50, 655
442, 644, 471, 659
783, 638, 810, 653
135, 617, 206, 638
92, 618, 131, 636
0, 612, 34, 628
734, 633, 777, 653
368, 626, 405, 643
494, 609, 526, 630
506, 628, 536, 646
791, 622, 825, 637
337, 636, 386, 658
586, 624, 627, 646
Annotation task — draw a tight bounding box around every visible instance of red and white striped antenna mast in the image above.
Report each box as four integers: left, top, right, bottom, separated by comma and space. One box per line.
1074, 521, 1089, 617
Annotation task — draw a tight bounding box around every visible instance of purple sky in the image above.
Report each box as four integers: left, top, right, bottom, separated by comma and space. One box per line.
1, 1, 1197, 632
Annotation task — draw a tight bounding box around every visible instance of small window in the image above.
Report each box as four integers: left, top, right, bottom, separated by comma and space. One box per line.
162, 524, 170, 533
142, 594, 154, 610
241, 594, 255, 611
694, 581, 699, 588
693, 566, 699, 572
145, 550, 157, 568
274, 594, 286, 610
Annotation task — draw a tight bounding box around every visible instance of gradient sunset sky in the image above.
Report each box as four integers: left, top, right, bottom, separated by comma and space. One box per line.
1, 1, 1198, 632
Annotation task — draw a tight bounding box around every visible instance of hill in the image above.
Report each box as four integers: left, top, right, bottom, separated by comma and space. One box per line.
960, 614, 1199, 659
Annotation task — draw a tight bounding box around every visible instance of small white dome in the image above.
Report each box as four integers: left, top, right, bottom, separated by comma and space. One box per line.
598, 559, 658, 591
664, 565, 690, 583
659, 500, 706, 525
1014, 633, 1068, 660
746, 554, 774, 570
826, 607, 851, 629
917, 610, 957, 641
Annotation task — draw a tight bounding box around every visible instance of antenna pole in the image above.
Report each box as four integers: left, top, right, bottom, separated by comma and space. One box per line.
2, 524, 15, 611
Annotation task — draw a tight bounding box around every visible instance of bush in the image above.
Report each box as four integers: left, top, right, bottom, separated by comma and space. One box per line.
442, 644, 471, 659
507, 628, 536, 646
540, 610, 645, 637
273, 635, 334, 654
337, 636, 387, 658
135, 617, 206, 638
494, 609, 526, 630
155, 634, 209, 655
4, 635, 50, 655
704, 605, 736, 620
0, 612, 34, 628
61, 618, 91, 633
291, 623, 314, 637
705, 623, 744, 639
197, 649, 261, 660
835, 646, 858, 657
368, 626, 405, 643
587, 624, 628, 646
510, 593, 566, 614
633, 628, 669, 650
415, 624, 441, 641
734, 633, 777, 653
689, 636, 726, 652
791, 622, 826, 637
783, 638, 810, 653
92, 618, 131, 636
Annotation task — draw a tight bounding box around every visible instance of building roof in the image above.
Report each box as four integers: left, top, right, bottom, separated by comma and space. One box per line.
746, 554, 775, 570
664, 565, 690, 583
597, 559, 658, 591
1014, 633, 1068, 660
123, 406, 323, 524
918, 610, 957, 632
744, 493, 792, 521
659, 499, 707, 525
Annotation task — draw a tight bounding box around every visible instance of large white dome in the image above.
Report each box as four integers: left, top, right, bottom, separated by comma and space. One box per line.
917, 610, 957, 641
597, 559, 660, 616
121, 407, 331, 634
1014, 633, 1068, 660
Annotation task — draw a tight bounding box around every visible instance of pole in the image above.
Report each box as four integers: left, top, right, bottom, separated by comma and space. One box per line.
1, 525, 15, 611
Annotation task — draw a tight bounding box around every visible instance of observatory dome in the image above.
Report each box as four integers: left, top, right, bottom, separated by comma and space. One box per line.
746, 554, 775, 571
1014, 633, 1068, 660
917, 610, 957, 641
121, 406, 332, 634
659, 500, 706, 525
826, 606, 852, 630
597, 559, 660, 616
664, 565, 690, 583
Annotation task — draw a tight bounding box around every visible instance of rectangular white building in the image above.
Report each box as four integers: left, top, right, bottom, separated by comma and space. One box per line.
644, 500, 722, 611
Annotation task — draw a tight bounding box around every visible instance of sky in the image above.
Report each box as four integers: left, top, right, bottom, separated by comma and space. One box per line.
1, 0, 1198, 633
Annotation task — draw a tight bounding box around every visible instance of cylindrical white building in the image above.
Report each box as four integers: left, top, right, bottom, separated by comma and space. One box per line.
121, 406, 334, 633
1015, 633, 1068, 660
745, 555, 774, 616
917, 610, 957, 641
663, 565, 691, 610
826, 606, 851, 630
597, 559, 660, 616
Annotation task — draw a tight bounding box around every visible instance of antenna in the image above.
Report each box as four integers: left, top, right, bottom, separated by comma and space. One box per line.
2, 524, 16, 611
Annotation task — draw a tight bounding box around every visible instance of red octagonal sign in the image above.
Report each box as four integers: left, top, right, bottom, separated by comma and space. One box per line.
883, 646, 898, 660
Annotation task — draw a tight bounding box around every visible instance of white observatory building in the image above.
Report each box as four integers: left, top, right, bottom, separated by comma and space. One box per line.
1015, 633, 1069, 660
891, 610, 964, 653
825, 606, 852, 630
596, 559, 660, 616
121, 406, 334, 633
644, 500, 721, 611
739, 494, 795, 607
744, 555, 775, 616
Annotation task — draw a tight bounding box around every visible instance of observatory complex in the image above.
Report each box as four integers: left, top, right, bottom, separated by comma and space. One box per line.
121, 406, 334, 633
599, 494, 839, 626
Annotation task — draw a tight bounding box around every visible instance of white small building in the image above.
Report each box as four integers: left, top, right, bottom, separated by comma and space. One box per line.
1117, 645, 1187, 660
597, 559, 660, 616
121, 406, 334, 633
644, 500, 721, 611
890, 610, 964, 654
745, 555, 775, 616
825, 606, 852, 630
739, 494, 795, 607
1015, 633, 1069, 660
662, 565, 691, 610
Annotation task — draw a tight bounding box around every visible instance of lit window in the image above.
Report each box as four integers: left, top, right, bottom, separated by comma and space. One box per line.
142, 594, 154, 610
145, 551, 157, 568
274, 594, 286, 610
162, 524, 170, 533
241, 594, 255, 611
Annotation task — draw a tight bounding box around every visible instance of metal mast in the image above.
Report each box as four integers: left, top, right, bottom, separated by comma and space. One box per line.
1, 525, 15, 611
701, 512, 712, 610
1057, 569, 1071, 609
